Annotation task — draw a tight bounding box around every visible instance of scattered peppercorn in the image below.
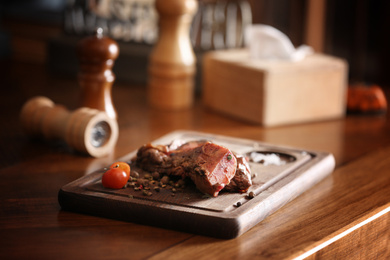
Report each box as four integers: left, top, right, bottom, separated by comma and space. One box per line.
247, 191, 255, 199
130, 171, 139, 178
142, 190, 152, 196
161, 175, 169, 184
177, 179, 185, 187
152, 171, 160, 180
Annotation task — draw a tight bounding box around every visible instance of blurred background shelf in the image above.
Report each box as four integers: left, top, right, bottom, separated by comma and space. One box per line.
1, 0, 389, 88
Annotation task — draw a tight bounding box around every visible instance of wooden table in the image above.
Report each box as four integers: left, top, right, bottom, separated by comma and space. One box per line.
1, 60, 389, 259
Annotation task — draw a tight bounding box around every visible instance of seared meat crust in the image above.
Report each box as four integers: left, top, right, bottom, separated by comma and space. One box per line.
136, 141, 252, 196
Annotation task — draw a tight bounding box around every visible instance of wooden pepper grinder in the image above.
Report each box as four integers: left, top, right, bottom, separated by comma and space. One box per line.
148, 0, 198, 110
77, 28, 119, 119
20, 96, 119, 158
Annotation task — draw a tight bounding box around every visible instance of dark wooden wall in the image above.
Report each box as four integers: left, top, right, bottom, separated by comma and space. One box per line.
1, 0, 389, 87
249, 0, 390, 87
325, 0, 390, 87
248, 0, 307, 47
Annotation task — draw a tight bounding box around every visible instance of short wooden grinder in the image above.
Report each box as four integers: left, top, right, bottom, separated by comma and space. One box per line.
20, 96, 118, 158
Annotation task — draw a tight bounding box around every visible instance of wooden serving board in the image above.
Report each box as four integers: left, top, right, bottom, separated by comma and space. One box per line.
58, 130, 335, 239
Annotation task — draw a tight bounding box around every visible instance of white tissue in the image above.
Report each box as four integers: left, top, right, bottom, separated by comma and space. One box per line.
245, 24, 313, 61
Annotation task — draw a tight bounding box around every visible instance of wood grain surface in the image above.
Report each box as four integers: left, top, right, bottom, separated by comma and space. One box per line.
1, 61, 390, 259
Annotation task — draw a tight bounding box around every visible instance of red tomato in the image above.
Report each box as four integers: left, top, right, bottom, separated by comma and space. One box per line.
102, 168, 128, 189
109, 162, 130, 178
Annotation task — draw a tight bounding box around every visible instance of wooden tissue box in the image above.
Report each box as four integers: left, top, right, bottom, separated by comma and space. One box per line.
202, 49, 348, 126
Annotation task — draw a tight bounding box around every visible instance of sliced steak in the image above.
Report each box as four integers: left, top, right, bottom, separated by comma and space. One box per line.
224, 154, 252, 193
135, 140, 252, 197
169, 141, 237, 196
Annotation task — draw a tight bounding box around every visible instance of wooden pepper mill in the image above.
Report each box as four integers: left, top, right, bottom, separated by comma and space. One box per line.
20, 96, 119, 158
148, 0, 198, 110
77, 28, 119, 119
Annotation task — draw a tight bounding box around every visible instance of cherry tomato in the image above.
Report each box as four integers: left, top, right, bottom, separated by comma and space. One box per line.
102, 167, 128, 189
109, 162, 130, 178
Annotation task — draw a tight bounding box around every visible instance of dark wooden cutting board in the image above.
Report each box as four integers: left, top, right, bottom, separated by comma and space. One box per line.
58, 131, 335, 239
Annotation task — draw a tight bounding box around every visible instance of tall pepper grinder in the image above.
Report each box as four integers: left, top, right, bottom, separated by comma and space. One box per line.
148, 0, 198, 110
77, 28, 119, 119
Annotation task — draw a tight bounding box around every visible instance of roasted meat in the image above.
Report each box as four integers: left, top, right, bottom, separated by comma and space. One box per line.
136, 144, 172, 173
136, 140, 252, 196
224, 154, 252, 193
